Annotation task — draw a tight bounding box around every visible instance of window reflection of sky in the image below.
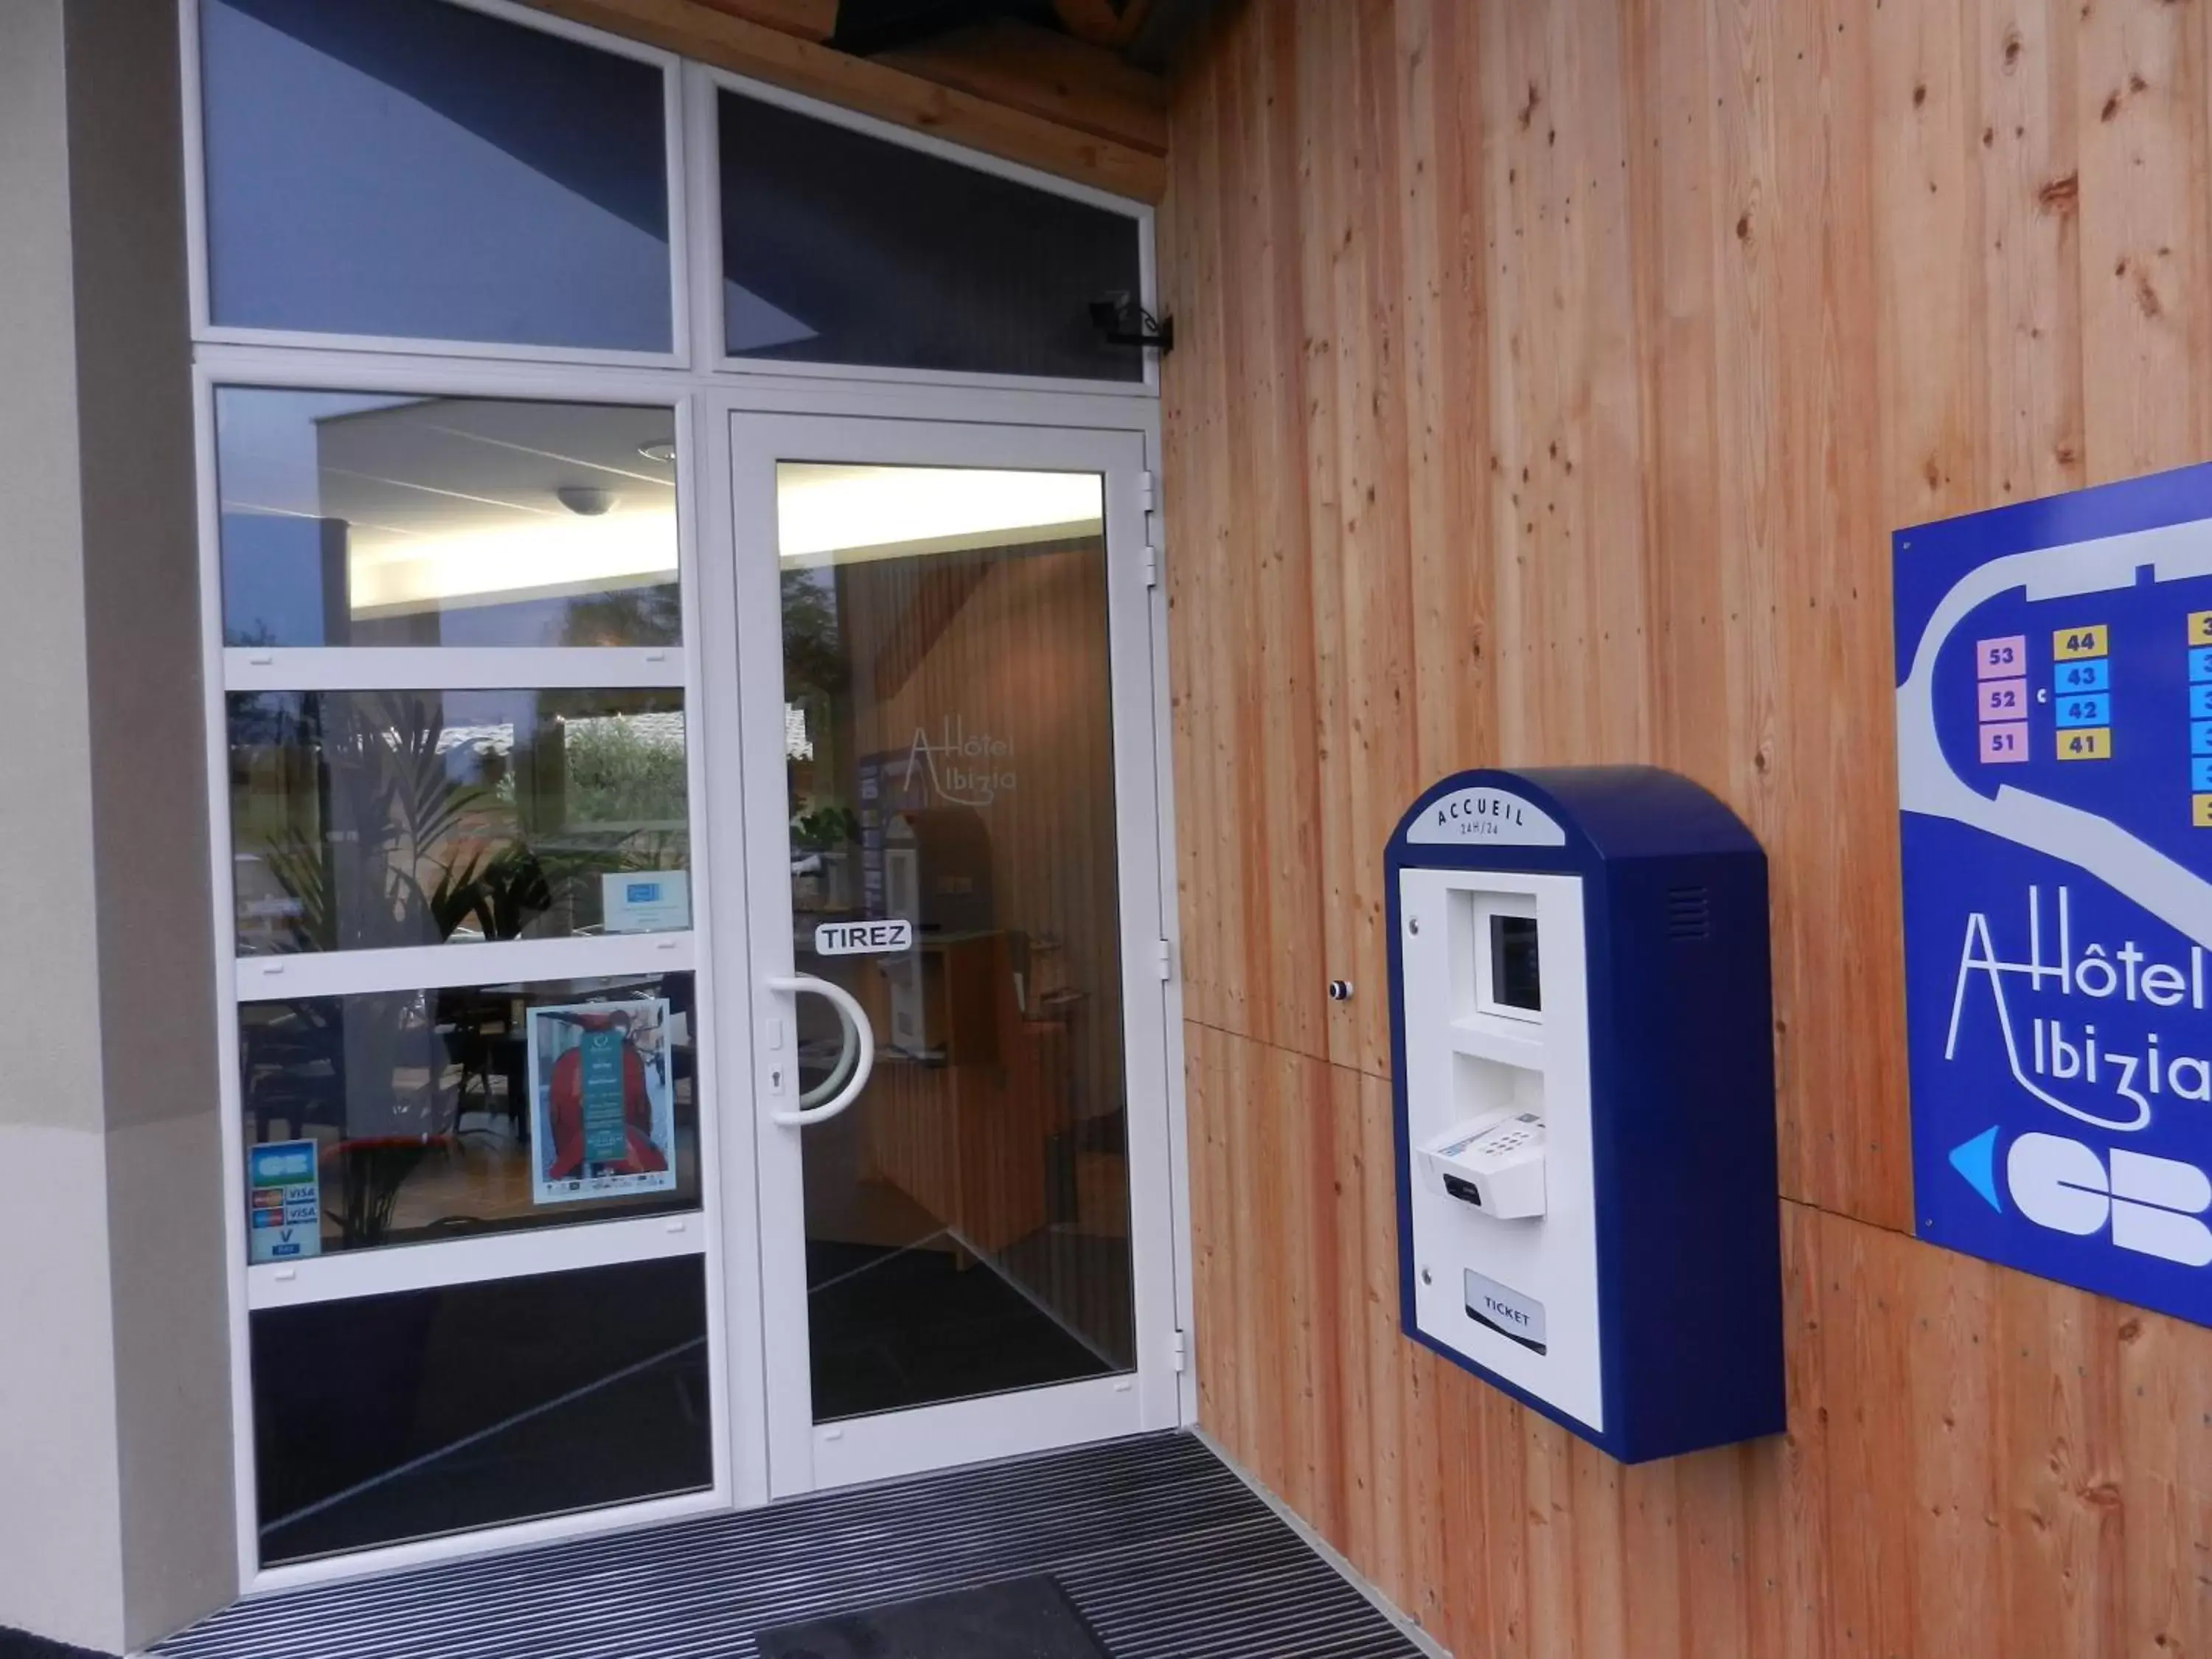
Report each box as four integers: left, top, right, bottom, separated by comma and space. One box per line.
202, 0, 670, 350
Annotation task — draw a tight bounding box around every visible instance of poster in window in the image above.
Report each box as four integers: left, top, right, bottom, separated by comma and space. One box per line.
526, 998, 677, 1206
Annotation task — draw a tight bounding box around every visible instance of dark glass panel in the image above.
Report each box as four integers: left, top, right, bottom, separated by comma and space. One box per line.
720, 90, 1144, 382
251, 1256, 712, 1563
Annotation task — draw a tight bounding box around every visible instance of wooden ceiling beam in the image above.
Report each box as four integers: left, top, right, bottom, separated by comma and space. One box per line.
681, 0, 835, 40
526, 0, 1166, 202
874, 17, 1166, 157
1050, 0, 1153, 50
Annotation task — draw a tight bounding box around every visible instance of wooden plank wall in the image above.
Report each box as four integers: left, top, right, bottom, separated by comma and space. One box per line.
1158, 1, 2212, 1654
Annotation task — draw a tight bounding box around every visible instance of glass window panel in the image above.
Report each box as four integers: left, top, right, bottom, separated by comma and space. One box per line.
775, 463, 1136, 1422
242, 972, 699, 1259
229, 688, 690, 955
215, 390, 681, 650
251, 1256, 711, 1564
719, 91, 1145, 382
199, 0, 673, 351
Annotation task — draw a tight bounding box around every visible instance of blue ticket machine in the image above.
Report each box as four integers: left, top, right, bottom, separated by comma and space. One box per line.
1385, 766, 1785, 1461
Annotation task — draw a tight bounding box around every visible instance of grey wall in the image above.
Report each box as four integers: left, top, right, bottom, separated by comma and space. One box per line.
0, 0, 236, 1649
69, 0, 235, 1640
0, 0, 131, 1644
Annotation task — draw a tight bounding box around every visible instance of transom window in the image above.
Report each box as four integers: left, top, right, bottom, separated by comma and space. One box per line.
198, 0, 678, 353
192, 0, 1152, 383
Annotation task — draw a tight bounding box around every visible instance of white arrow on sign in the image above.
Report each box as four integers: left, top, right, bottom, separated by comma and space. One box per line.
814, 918, 915, 957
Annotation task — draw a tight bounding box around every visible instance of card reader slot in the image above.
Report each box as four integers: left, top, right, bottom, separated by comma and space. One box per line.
1467, 1301, 1548, 1354
1419, 1102, 1548, 1220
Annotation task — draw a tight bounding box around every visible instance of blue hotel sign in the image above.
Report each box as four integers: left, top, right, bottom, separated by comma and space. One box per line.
1896, 462, 2212, 1326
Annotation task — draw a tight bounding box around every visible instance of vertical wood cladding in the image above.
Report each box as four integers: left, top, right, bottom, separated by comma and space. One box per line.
1161, 2, 2212, 1652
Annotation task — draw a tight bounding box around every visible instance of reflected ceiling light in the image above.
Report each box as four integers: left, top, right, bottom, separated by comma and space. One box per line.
636, 442, 678, 465
776, 465, 1104, 563
348, 511, 676, 614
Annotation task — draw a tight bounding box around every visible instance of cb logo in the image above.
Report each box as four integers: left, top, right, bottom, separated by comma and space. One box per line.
2007, 1133, 2212, 1266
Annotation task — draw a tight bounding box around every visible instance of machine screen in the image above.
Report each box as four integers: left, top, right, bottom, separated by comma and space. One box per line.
1489, 914, 1541, 1013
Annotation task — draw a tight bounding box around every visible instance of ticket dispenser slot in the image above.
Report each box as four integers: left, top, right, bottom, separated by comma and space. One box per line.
1386, 767, 1784, 1464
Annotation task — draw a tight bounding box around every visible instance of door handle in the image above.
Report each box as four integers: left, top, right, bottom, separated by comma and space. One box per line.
764, 973, 875, 1127
797, 993, 861, 1112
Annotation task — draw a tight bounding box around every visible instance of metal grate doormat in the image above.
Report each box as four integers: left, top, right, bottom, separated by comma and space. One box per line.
755, 1574, 1107, 1659
155, 1431, 1422, 1659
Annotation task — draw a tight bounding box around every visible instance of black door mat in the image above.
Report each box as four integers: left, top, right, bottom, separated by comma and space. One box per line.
155, 1431, 1424, 1658
757, 1575, 1108, 1659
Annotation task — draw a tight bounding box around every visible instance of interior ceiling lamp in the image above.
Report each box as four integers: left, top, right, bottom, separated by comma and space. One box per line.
556, 485, 619, 516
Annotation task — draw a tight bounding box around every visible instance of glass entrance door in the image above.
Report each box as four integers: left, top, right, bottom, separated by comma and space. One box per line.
723, 414, 1180, 1495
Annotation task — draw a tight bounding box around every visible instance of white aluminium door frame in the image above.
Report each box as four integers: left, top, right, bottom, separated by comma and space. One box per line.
183, 0, 1184, 1575
710, 410, 1187, 1498
189, 337, 1189, 1580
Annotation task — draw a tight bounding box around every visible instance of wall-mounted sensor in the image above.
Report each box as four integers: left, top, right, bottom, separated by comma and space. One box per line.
1088, 291, 1175, 352
1326, 979, 1354, 1001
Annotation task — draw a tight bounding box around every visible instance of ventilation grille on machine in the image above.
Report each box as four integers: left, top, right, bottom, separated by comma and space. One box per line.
1666, 886, 1712, 942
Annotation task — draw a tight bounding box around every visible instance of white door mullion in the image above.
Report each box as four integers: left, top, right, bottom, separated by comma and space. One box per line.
726, 414, 813, 1497
696, 388, 773, 1507
234, 932, 695, 1003
246, 1211, 710, 1310
1100, 442, 1185, 1433
222, 645, 687, 692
